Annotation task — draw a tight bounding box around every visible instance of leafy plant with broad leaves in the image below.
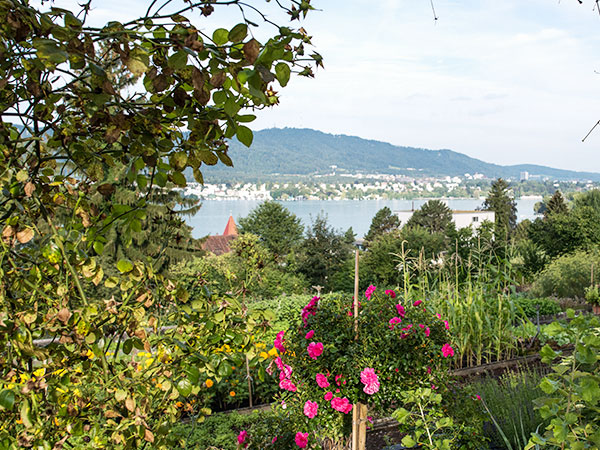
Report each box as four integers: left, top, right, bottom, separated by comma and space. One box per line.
526, 310, 600, 449
0, 0, 320, 448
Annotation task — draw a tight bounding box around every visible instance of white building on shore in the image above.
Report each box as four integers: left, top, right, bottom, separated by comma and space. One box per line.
396, 210, 495, 230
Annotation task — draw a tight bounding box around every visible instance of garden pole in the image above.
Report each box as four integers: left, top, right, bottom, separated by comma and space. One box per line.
245, 355, 253, 408
352, 250, 367, 450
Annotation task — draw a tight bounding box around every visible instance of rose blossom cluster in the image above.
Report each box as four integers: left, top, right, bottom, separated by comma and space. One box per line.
360, 367, 380, 395
274, 356, 297, 392
274, 330, 285, 353
365, 284, 376, 299
301, 296, 319, 326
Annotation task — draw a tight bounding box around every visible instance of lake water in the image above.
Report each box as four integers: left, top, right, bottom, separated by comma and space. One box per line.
186, 198, 542, 239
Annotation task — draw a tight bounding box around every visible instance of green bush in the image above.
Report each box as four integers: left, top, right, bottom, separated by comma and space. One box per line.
172, 410, 272, 450
514, 297, 562, 319
530, 248, 600, 299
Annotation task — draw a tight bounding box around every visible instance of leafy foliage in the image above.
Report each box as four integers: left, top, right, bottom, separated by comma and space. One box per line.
0, 0, 320, 448
364, 206, 400, 243
238, 201, 304, 259
297, 213, 354, 291
527, 312, 600, 449
405, 199, 452, 234
483, 178, 517, 239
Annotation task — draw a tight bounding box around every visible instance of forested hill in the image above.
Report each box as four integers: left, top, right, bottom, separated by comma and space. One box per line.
203, 127, 600, 181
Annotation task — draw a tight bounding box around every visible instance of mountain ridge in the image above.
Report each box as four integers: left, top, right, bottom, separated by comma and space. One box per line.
204, 127, 600, 181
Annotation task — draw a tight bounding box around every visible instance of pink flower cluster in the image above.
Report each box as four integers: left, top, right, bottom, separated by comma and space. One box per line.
360, 367, 380, 395
395, 304, 406, 317
413, 300, 423, 307
307, 342, 323, 360
295, 432, 308, 448
303, 400, 318, 419
305, 329, 314, 339
301, 296, 320, 327
237, 430, 247, 446
388, 316, 402, 330
385, 289, 396, 298
316, 373, 330, 388
365, 284, 376, 299
275, 357, 297, 392
331, 396, 353, 413
442, 343, 455, 358
274, 330, 285, 353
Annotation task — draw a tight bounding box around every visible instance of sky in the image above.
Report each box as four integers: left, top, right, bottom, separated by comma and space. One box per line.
37, 0, 600, 172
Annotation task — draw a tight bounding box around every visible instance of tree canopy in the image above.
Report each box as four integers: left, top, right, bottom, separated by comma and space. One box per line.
0, 1, 320, 448
364, 206, 400, 243
482, 178, 517, 238
238, 200, 304, 259
405, 200, 452, 234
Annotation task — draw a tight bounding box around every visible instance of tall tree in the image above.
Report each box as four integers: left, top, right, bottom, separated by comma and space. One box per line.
544, 190, 568, 218
405, 200, 452, 234
238, 200, 304, 259
364, 206, 400, 243
482, 178, 517, 238
298, 213, 353, 290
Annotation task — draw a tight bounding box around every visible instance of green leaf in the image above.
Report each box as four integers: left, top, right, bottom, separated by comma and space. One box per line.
229, 23, 248, 43
401, 435, 416, 448
115, 389, 127, 402
116, 259, 134, 273
171, 171, 187, 187
580, 377, 600, 403
177, 379, 193, 397
392, 407, 410, 424
575, 343, 597, 365
93, 241, 104, 255
539, 344, 558, 363
123, 339, 133, 355
540, 377, 558, 394
212, 28, 229, 46
236, 126, 253, 147
236, 114, 256, 123
275, 63, 291, 87
168, 50, 188, 70
126, 48, 149, 76
20, 399, 33, 428
0, 390, 15, 411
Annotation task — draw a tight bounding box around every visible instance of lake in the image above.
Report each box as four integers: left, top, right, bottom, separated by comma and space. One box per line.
186, 198, 542, 239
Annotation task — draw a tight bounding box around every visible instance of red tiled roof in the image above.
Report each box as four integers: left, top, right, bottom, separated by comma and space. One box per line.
201, 235, 236, 256
223, 215, 238, 236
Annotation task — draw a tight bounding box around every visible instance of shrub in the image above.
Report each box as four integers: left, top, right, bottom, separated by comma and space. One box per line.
243, 286, 459, 448
530, 248, 600, 299
513, 297, 562, 319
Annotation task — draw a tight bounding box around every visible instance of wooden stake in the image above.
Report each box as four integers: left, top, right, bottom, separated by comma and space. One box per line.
354, 250, 359, 337
245, 355, 252, 408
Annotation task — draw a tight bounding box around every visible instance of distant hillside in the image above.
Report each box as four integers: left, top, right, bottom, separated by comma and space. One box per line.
202, 128, 600, 181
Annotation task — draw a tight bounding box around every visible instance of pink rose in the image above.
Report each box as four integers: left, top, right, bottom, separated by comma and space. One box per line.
279, 378, 297, 392
301, 296, 319, 326
395, 304, 405, 317
385, 289, 396, 298
360, 367, 380, 395
324, 391, 333, 401
365, 284, 376, 299
237, 430, 247, 445
442, 343, 455, 358
316, 373, 330, 388
295, 432, 309, 448
303, 400, 318, 419
274, 331, 285, 353
388, 317, 402, 330
307, 342, 323, 360
331, 396, 353, 414
413, 300, 422, 307
425, 327, 430, 337
305, 330, 315, 339
444, 320, 450, 330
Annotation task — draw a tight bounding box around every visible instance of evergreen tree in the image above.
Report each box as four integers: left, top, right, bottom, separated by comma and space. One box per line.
238, 200, 304, 259
298, 213, 353, 290
405, 200, 452, 234
482, 178, 517, 238
364, 207, 400, 243
544, 190, 568, 218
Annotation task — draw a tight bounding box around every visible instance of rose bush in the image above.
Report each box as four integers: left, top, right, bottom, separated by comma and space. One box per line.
237, 286, 456, 448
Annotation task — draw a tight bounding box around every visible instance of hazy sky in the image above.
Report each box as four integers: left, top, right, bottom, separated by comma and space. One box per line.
40, 1, 600, 172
